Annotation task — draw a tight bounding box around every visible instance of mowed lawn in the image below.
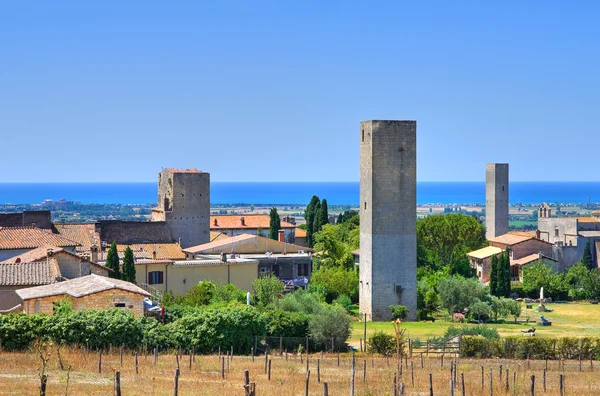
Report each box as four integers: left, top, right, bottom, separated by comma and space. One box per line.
350, 302, 600, 344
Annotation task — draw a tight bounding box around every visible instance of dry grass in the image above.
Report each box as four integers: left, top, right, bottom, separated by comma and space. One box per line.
1, 347, 599, 395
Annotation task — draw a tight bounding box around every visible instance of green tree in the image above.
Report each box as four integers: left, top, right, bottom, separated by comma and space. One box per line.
437, 276, 487, 315
252, 275, 284, 307
502, 250, 512, 297
337, 210, 358, 224
318, 199, 329, 229
522, 261, 568, 299
312, 200, 322, 238
490, 254, 499, 296
185, 281, 216, 306
469, 300, 492, 322
122, 246, 136, 283
313, 224, 357, 269
417, 214, 487, 274
305, 195, 320, 247
310, 266, 359, 302
582, 240, 594, 270
105, 242, 121, 279
582, 269, 600, 300
268, 207, 281, 240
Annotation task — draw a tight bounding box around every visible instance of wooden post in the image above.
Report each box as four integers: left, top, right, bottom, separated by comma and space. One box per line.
337, 351, 340, 367
543, 368, 547, 392
530, 375, 535, 396
579, 354, 582, 372
499, 364, 503, 379
230, 346, 233, 360
244, 370, 250, 396
441, 353, 444, 368
411, 361, 414, 387
98, 350, 102, 374
227, 352, 230, 372
176, 353, 180, 371
267, 359, 271, 381
429, 373, 433, 396
481, 366, 484, 390
489, 368, 493, 396
513, 371, 517, 395
264, 352, 269, 373
135, 352, 139, 374
317, 359, 321, 383
323, 382, 328, 396
461, 372, 466, 396
505, 369, 509, 391
363, 359, 367, 382
174, 368, 180, 396
115, 371, 121, 396
306, 351, 309, 372
279, 337, 283, 354
40, 374, 47, 396
251, 347, 254, 362
426, 341, 429, 357
400, 382, 405, 396
559, 374, 564, 396
393, 373, 398, 396
450, 379, 455, 396
360, 338, 363, 353
420, 352, 424, 368
350, 353, 356, 396
305, 370, 311, 396
189, 350, 192, 370
306, 336, 309, 355
221, 357, 225, 379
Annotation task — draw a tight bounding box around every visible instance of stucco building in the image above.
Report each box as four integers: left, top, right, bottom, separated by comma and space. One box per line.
210, 214, 296, 243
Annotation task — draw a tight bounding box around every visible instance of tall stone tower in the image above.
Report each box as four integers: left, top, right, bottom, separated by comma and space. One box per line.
360, 120, 417, 321
151, 168, 210, 248
485, 163, 509, 239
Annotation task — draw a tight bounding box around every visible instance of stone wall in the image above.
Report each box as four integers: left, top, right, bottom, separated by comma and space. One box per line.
95, 220, 173, 244
360, 120, 417, 321
0, 211, 52, 229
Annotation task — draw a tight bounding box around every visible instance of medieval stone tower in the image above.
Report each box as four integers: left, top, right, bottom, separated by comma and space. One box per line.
151, 168, 210, 248
485, 163, 509, 239
359, 120, 417, 321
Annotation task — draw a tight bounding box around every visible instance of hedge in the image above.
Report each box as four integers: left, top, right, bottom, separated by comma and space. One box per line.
461, 336, 600, 359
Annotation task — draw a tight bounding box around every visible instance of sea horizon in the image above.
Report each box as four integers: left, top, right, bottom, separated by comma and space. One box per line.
1, 181, 600, 206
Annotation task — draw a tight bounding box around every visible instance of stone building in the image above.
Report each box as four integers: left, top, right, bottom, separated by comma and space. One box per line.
16, 274, 150, 317
151, 168, 210, 248
359, 120, 417, 321
537, 203, 600, 270
485, 163, 509, 239
183, 233, 312, 281
209, 214, 296, 243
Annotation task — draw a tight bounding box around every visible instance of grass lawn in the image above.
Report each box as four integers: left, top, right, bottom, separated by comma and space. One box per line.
350, 302, 600, 345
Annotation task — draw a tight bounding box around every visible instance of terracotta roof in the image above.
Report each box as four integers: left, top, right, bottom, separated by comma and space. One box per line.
172, 258, 258, 267
509, 231, 537, 238
295, 228, 307, 238
184, 234, 258, 254
16, 274, 151, 300
0, 245, 65, 264
592, 210, 600, 215
0, 260, 61, 286
164, 168, 201, 173
577, 217, 600, 223
210, 231, 230, 242
0, 227, 80, 250
511, 253, 557, 267
54, 223, 100, 253
488, 233, 533, 246
467, 246, 503, 259
115, 243, 185, 260
210, 215, 295, 230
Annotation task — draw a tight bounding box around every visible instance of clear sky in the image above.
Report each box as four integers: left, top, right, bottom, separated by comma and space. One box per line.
1, 1, 599, 182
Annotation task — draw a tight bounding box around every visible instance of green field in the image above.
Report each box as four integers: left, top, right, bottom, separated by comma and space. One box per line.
350, 302, 600, 344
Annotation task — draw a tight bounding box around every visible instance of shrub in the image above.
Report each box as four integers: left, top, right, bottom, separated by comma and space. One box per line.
460, 336, 503, 358
309, 266, 359, 303
335, 295, 353, 311
444, 325, 499, 340
263, 310, 310, 350
0, 314, 46, 351
308, 305, 352, 351
211, 283, 247, 305
277, 290, 324, 315
389, 305, 409, 320
253, 275, 284, 307
140, 317, 173, 350
185, 281, 216, 306
368, 331, 395, 356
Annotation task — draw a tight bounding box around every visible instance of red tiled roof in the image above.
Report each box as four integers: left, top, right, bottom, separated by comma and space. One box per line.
115, 243, 185, 260
0, 260, 61, 286
0, 245, 65, 264
54, 223, 100, 252
16, 274, 151, 300
0, 227, 80, 250
210, 215, 295, 230
295, 228, 307, 238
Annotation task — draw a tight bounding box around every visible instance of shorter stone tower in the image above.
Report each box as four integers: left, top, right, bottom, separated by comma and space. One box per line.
151, 168, 210, 248
485, 163, 509, 239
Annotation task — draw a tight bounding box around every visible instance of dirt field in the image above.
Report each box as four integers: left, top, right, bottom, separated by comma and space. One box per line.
0, 347, 598, 395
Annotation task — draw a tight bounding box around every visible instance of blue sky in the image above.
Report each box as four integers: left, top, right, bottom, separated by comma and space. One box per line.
1, 1, 599, 182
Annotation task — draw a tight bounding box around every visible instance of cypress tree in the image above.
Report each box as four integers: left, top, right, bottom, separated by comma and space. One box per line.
268, 207, 281, 241
503, 249, 512, 297
105, 242, 121, 279
122, 246, 136, 283
319, 199, 329, 229
490, 254, 498, 296
305, 195, 320, 247
312, 201, 321, 238
583, 240, 594, 270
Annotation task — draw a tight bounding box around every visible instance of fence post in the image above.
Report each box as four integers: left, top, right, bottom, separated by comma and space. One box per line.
305, 370, 311, 396
429, 373, 433, 396
350, 353, 356, 396
268, 359, 272, 381
323, 381, 328, 396
135, 352, 139, 374
115, 371, 121, 396
559, 374, 564, 396
461, 372, 466, 396
174, 368, 179, 396
363, 359, 367, 382
244, 370, 250, 396
530, 375, 535, 396
317, 358, 321, 383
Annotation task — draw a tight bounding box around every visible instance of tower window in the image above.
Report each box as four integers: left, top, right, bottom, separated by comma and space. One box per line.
364, 202, 367, 210
502, 186, 505, 192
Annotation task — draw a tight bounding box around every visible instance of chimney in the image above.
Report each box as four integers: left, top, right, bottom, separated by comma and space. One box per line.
278, 230, 285, 243
152, 251, 157, 260
90, 245, 98, 263
535, 229, 541, 240
214, 218, 218, 226
47, 248, 54, 257
241, 217, 246, 226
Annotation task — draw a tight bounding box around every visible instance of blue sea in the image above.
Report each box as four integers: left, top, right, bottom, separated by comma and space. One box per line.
0, 182, 599, 206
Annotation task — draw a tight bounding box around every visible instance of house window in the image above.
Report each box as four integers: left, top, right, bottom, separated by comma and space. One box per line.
114, 302, 126, 308
555, 227, 559, 237
298, 263, 309, 276
148, 271, 164, 285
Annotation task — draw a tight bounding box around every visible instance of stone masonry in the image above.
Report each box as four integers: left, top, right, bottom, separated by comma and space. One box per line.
485, 163, 509, 239
359, 120, 417, 321
152, 168, 210, 248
